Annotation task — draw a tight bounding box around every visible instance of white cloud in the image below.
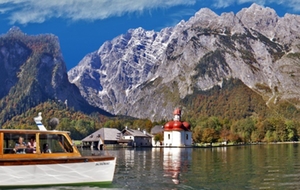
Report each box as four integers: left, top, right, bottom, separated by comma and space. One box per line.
0, 0, 196, 24
2, 0, 300, 25
211, 0, 300, 12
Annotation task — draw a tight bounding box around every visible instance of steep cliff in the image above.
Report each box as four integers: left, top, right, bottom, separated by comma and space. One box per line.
68, 4, 300, 121
0, 27, 111, 125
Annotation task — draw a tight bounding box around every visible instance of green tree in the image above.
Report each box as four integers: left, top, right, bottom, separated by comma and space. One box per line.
264, 130, 274, 142
192, 126, 203, 143
205, 117, 222, 132
269, 117, 287, 142
154, 133, 163, 145
285, 120, 298, 141
240, 117, 256, 143
56, 118, 72, 131
201, 128, 218, 145
250, 130, 260, 142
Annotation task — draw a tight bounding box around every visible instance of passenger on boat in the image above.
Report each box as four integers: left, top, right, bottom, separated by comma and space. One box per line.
14, 136, 27, 154
42, 143, 52, 153
27, 136, 36, 153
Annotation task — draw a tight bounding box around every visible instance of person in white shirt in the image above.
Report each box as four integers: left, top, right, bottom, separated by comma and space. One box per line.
14, 136, 26, 154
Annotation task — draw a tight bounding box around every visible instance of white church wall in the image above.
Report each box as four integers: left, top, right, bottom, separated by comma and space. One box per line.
184, 131, 192, 146
171, 131, 183, 147
164, 131, 173, 146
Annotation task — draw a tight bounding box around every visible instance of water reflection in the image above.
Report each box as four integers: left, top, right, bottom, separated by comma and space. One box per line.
84, 144, 300, 189
162, 148, 192, 185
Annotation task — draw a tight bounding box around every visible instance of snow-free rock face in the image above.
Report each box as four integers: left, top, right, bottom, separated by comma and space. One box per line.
68, 3, 300, 121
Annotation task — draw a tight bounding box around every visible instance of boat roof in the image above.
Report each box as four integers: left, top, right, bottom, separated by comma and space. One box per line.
0, 129, 70, 134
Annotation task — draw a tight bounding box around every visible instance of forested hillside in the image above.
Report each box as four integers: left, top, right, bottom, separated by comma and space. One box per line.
0, 27, 111, 126
1, 101, 154, 140
182, 79, 300, 144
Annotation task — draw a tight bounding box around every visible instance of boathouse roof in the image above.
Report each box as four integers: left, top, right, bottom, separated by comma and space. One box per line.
121, 128, 152, 138
82, 128, 121, 142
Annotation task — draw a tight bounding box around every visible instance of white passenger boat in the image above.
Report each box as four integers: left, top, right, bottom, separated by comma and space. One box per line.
0, 113, 116, 188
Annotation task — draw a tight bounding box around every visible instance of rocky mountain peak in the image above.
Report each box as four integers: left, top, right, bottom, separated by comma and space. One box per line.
187, 7, 219, 28
7, 26, 23, 34
236, 3, 279, 38
68, 4, 300, 121
195, 7, 218, 18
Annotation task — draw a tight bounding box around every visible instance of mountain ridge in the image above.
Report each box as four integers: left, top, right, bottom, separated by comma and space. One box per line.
68, 3, 300, 121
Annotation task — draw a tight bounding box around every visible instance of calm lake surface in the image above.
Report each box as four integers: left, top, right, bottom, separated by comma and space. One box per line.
18, 143, 300, 190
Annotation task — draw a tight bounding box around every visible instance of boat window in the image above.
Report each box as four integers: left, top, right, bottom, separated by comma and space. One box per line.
2, 133, 35, 154
39, 134, 73, 153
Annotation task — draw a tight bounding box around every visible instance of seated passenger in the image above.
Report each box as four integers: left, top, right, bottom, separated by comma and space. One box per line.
27, 136, 36, 153
42, 143, 52, 153
14, 136, 26, 154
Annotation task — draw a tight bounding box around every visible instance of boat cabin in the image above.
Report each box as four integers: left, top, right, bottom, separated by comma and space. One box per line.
0, 129, 81, 158
0, 113, 116, 187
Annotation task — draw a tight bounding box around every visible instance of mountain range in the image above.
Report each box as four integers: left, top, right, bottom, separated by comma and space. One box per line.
68, 3, 300, 121
1, 3, 300, 126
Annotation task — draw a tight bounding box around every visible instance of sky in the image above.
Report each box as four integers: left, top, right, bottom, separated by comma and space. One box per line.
0, 0, 298, 70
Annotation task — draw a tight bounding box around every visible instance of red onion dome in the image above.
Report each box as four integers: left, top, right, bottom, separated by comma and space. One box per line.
164, 120, 190, 131
182, 121, 191, 130
172, 121, 184, 131
164, 121, 174, 131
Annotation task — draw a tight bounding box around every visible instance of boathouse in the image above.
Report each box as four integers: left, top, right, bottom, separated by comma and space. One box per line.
120, 127, 152, 147
81, 128, 121, 148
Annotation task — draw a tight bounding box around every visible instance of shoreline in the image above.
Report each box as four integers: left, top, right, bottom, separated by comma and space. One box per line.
192, 141, 300, 148
77, 141, 300, 149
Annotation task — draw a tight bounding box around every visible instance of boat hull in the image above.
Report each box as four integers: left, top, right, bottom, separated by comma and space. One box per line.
0, 156, 116, 187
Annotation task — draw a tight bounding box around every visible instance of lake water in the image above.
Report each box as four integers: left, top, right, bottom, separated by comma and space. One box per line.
18, 143, 300, 190
108, 143, 300, 190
